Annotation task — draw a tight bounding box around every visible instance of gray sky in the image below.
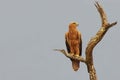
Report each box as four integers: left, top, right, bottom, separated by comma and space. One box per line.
0, 0, 119, 80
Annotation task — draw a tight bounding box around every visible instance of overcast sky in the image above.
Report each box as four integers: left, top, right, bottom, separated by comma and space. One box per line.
0, 0, 119, 80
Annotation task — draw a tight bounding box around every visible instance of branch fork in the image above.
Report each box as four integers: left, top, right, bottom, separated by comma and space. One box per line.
54, 1, 117, 80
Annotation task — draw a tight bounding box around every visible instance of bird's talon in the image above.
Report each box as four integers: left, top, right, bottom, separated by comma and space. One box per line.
75, 55, 79, 57
70, 53, 74, 56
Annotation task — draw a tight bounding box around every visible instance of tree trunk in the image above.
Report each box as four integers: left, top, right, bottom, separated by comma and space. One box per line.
54, 1, 117, 80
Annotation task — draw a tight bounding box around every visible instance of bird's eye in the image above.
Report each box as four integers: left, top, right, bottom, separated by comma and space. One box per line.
72, 22, 76, 24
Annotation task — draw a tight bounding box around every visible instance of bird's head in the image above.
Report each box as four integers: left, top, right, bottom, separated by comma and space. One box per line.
69, 22, 79, 31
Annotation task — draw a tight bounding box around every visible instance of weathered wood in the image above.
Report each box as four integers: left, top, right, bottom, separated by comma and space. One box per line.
54, 1, 117, 80
85, 1, 117, 80
54, 49, 86, 63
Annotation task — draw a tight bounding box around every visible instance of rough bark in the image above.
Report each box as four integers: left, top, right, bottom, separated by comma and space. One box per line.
54, 1, 117, 80
54, 49, 86, 63
86, 2, 117, 80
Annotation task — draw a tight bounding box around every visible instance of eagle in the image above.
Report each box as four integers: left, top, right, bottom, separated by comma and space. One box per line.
65, 22, 82, 71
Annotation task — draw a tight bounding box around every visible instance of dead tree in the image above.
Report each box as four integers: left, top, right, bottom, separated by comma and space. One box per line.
54, 1, 117, 80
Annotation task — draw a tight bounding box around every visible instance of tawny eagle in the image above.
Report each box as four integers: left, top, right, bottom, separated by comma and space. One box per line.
65, 22, 82, 71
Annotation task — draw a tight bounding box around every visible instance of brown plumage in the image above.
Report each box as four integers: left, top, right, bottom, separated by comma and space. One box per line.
65, 22, 82, 71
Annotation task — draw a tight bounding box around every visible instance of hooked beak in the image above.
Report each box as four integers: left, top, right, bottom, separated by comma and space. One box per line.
69, 22, 79, 27
76, 23, 79, 27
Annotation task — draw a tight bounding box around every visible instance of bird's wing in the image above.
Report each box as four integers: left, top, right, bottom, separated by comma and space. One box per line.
65, 33, 70, 53
78, 31, 82, 56
79, 36, 82, 56
65, 39, 70, 53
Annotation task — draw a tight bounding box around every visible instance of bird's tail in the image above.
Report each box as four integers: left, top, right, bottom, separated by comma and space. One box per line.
72, 60, 80, 71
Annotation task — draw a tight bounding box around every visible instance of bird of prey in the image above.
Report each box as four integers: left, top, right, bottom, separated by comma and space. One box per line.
65, 22, 82, 71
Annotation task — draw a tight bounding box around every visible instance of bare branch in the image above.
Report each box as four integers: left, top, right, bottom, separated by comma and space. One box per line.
54, 1, 117, 80
94, 1, 108, 27
85, 1, 117, 80
54, 49, 86, 63
86, 1, 117, 65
